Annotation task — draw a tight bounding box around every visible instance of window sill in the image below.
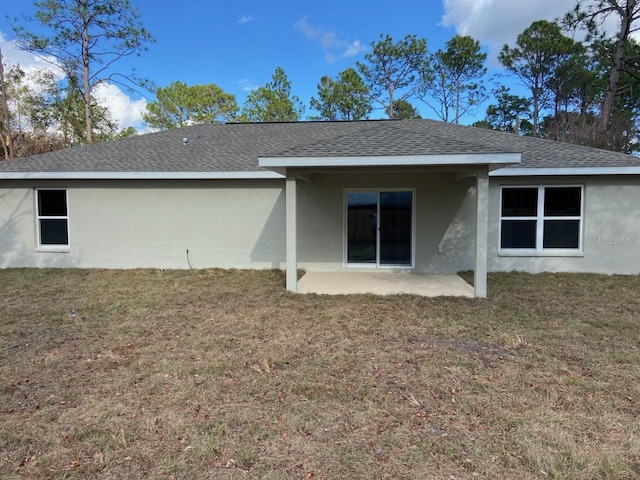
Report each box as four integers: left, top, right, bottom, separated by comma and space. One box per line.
36, 246, 70, 253
498, 250, 584, 258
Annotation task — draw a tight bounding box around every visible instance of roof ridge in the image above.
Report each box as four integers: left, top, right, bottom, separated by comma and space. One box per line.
225, 119, 400, 126
270, 121, 387, 156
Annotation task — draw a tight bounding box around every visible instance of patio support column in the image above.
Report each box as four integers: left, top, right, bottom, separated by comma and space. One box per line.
474, 168, 489, 298
286, 168, 297, 292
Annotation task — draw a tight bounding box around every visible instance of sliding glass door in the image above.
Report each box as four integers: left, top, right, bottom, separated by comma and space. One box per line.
379, 191, 413, 265
346, 190, 413, 267
346, 192, 377, 264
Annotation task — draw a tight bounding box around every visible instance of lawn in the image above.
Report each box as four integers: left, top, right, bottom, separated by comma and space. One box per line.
0, 269, 639, 479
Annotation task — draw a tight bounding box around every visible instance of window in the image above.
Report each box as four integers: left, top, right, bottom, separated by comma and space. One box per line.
36, 189, 69, 248
500, 186, 582, 253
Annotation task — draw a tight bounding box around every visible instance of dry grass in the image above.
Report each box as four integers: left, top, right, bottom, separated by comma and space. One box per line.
1, 269, 639, 479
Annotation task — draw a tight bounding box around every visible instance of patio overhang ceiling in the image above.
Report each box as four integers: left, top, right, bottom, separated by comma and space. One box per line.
258, 153, 521, 175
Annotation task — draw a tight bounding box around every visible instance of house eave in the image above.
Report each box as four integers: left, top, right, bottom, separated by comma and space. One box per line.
0, 171, 285, 180
490, 166, 640, 177
259, 153, 522, 170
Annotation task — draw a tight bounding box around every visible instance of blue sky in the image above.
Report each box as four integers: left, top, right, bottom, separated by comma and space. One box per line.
0, 0, 578, 131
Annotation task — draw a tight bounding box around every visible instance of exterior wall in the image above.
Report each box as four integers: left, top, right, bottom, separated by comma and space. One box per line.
296, 171, 477, 273
0, 173, 479, 273
0, 179, 286, 269
4, 173, 637, 275
488, 176, 640, 274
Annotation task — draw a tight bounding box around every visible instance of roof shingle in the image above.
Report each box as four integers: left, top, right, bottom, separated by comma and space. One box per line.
0, 119, 636, 174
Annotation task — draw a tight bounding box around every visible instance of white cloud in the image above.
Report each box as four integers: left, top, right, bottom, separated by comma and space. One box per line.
343, 40, 365, 58
441, 0, 640, 68
0, 31, 63, 78
2, 30, 146, 131
93, 82, 147, 130
441, 0, 577, 62
238, 15, 254, 24
294, 16, 367, 63
238, 78, 258, 92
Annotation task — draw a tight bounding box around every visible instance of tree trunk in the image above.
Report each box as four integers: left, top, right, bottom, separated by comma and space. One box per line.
386, 82, 395, 118
532, 90, 540, 136
82, 4, 93, 144
596, 0, 636, 142
0, 46, 14, 160
454, 83, 461, 124
386, 98, 394, 118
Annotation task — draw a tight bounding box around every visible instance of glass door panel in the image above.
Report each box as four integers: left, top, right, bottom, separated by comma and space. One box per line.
379, 191, 413, 266
346, 192, 377, 264
346, 190, 413, 267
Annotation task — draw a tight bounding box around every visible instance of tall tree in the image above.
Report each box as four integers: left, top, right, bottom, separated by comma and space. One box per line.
239, 67, 304, 122
392, 99, 422, 119
564, 0, 640, 141
541, 44, 602, 145
143, 81, 238, 129
589, 36, 640, 152
0, 46, 15, 160
484, 86, 533, 135
499, 20, 580, 136
0, 57, 123, 158
419, 35, 487, 124
310, 68, 371, 121
11, 0, 153, 144
356, 34, 427, 118
51, 76, 116, 147
0, 65, 75, 157
545, 44, 595, 116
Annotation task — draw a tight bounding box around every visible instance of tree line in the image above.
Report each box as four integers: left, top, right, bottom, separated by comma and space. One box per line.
1, 0, 640, 161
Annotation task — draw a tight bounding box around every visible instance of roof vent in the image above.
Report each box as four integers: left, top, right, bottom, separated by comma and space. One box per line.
183, 137, 189, 146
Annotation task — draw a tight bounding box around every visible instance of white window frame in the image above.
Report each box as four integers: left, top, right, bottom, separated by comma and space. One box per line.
35, 188, 70, 252
343, 188, 416, 269
499, 184, 584, 256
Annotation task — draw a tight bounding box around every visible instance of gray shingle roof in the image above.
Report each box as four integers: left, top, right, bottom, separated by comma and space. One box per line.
0, 119, 637, 174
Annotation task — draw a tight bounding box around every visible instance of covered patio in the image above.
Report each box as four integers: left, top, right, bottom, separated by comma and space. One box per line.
267, 164, 499, 299
296, 271, 474, 297
258, 125, 522, 298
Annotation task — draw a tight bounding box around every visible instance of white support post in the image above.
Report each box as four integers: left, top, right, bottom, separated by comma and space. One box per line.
286, 169, 297, 292
475, 168, 489, 298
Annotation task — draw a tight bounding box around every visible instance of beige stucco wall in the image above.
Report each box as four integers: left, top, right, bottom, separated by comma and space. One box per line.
0, 179, 286, 269
0, 173, 477, 273
488, 176, 640, 274
2, 174, 638, 274
296, 171, 477, 273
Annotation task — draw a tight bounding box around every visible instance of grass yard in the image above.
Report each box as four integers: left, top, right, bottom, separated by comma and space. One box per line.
0, 269, 639, 479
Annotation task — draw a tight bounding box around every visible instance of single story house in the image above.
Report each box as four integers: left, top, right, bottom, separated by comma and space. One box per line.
1, 119, 639, 297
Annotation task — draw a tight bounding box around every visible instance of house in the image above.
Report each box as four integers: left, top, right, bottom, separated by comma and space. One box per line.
1, 119, 639, 298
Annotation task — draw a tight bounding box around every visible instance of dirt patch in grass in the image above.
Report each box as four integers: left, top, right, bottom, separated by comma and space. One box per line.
1, 269, 639, 479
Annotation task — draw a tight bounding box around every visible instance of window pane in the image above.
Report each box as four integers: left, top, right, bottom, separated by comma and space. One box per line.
502, 188, 537, 216
38, 190, 67, 216
543, 220, 579, 249
40, 219, 69, 245
379, 191, 412, 265
347, 192, 376, 263
501, 220, 537, 249
544, 187, 581, 216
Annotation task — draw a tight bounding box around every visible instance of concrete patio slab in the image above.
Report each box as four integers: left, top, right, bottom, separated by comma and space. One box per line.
297, 271, 474, 297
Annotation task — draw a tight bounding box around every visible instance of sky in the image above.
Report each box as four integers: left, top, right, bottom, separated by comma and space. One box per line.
0, 0, 583, 132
